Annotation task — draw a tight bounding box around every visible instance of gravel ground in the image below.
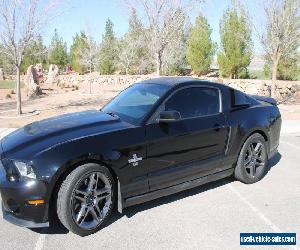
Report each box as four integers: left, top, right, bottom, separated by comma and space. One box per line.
0, 129, 299, 250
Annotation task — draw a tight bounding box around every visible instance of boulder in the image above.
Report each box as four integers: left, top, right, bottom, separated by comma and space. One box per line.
46, 64, 59, 85
25, 65, 42, 97
35, 63, 44, 82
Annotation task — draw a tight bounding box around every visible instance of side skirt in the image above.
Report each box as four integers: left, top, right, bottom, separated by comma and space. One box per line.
123, 168, 234, 208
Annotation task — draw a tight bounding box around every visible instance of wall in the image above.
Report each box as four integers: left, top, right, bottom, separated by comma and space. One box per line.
57, 73, 300, 100
7, 73, 300, 100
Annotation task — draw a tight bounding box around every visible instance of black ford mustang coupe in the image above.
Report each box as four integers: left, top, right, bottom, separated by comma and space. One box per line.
0, 77, 281, 236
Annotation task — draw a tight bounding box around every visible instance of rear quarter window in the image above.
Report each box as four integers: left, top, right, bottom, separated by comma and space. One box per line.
231, 89, 259, 107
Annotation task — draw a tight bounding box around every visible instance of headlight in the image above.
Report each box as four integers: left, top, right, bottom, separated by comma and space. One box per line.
13, 161, 36, 179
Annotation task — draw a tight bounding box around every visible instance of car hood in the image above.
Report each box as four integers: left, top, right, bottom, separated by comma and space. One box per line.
1, 110, 127, 158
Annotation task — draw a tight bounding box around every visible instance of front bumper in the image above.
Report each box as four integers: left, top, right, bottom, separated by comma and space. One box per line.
0, 162, 49, 228
2, 202, 49, 228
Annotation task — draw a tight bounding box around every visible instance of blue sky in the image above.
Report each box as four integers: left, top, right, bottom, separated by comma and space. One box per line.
44, 0, 265, 54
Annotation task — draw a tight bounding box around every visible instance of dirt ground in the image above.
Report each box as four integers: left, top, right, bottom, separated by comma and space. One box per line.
0, 85, 300, 128
0, 85, 127, 127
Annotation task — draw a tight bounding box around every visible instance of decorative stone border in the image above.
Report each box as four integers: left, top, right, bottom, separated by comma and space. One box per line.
57, 74, 300, 100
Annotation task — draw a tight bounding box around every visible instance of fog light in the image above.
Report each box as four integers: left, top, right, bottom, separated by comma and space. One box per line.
7, 198, 19, 213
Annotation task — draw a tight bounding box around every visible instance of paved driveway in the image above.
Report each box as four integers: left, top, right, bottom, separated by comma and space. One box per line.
0, 128, 299, 250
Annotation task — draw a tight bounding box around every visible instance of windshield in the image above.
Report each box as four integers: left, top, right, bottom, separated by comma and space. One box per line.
102, 83, 169, 125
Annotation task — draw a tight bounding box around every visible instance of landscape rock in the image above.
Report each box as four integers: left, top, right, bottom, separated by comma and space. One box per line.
35, 63, 44, 83
25, 65, 42, 97
46, 64, 59, 85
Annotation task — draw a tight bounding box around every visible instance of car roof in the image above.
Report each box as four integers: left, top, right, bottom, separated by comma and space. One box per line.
137, 76, 226, 89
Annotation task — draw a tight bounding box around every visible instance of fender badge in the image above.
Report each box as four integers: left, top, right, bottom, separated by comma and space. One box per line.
128, 154, 143, 166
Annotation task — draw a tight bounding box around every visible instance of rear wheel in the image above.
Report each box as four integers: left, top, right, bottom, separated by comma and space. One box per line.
57, 163, 115, 236
235, 133, 268, 184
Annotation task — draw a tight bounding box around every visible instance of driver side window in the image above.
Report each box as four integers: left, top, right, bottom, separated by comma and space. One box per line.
165, 87, 220, 119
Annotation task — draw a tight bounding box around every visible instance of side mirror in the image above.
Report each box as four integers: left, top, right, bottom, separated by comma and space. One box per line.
159, 110, 181, 123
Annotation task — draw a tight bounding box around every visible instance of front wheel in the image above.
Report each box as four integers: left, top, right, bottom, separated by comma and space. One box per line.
234, 133, 269, 184
57, 163, 115, 236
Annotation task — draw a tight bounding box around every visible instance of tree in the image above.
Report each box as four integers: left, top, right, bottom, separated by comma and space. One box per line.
99, 19, 118, 74
0, 0, 58, 114
264, 49, 299, 80
0, 45, 4, 69
217, 6, 253, 79
125, 0, 202, 76
277, 54, 299, 80
48, 29, 68, 71
0, 44, 14, 74
77, 34, 98, 73
258, 0, 300, 97
118, 8, 149, 74
70, 31, 98, 74
21, 35, 47, 73
128, 9, 153, 74
161, 9, 190, 75
70, 32, 87, 73
187, 15, 216, 75
118, 35, 136, 75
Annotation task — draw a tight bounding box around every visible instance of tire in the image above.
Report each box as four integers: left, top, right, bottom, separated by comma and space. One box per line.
57, 163, 116, 236
234, 133, 269, 184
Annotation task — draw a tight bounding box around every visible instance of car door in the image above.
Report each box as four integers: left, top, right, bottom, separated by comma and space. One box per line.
145, 86, 229, 191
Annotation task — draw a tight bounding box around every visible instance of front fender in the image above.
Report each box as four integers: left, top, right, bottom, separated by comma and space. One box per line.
32, 138, 126, 204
